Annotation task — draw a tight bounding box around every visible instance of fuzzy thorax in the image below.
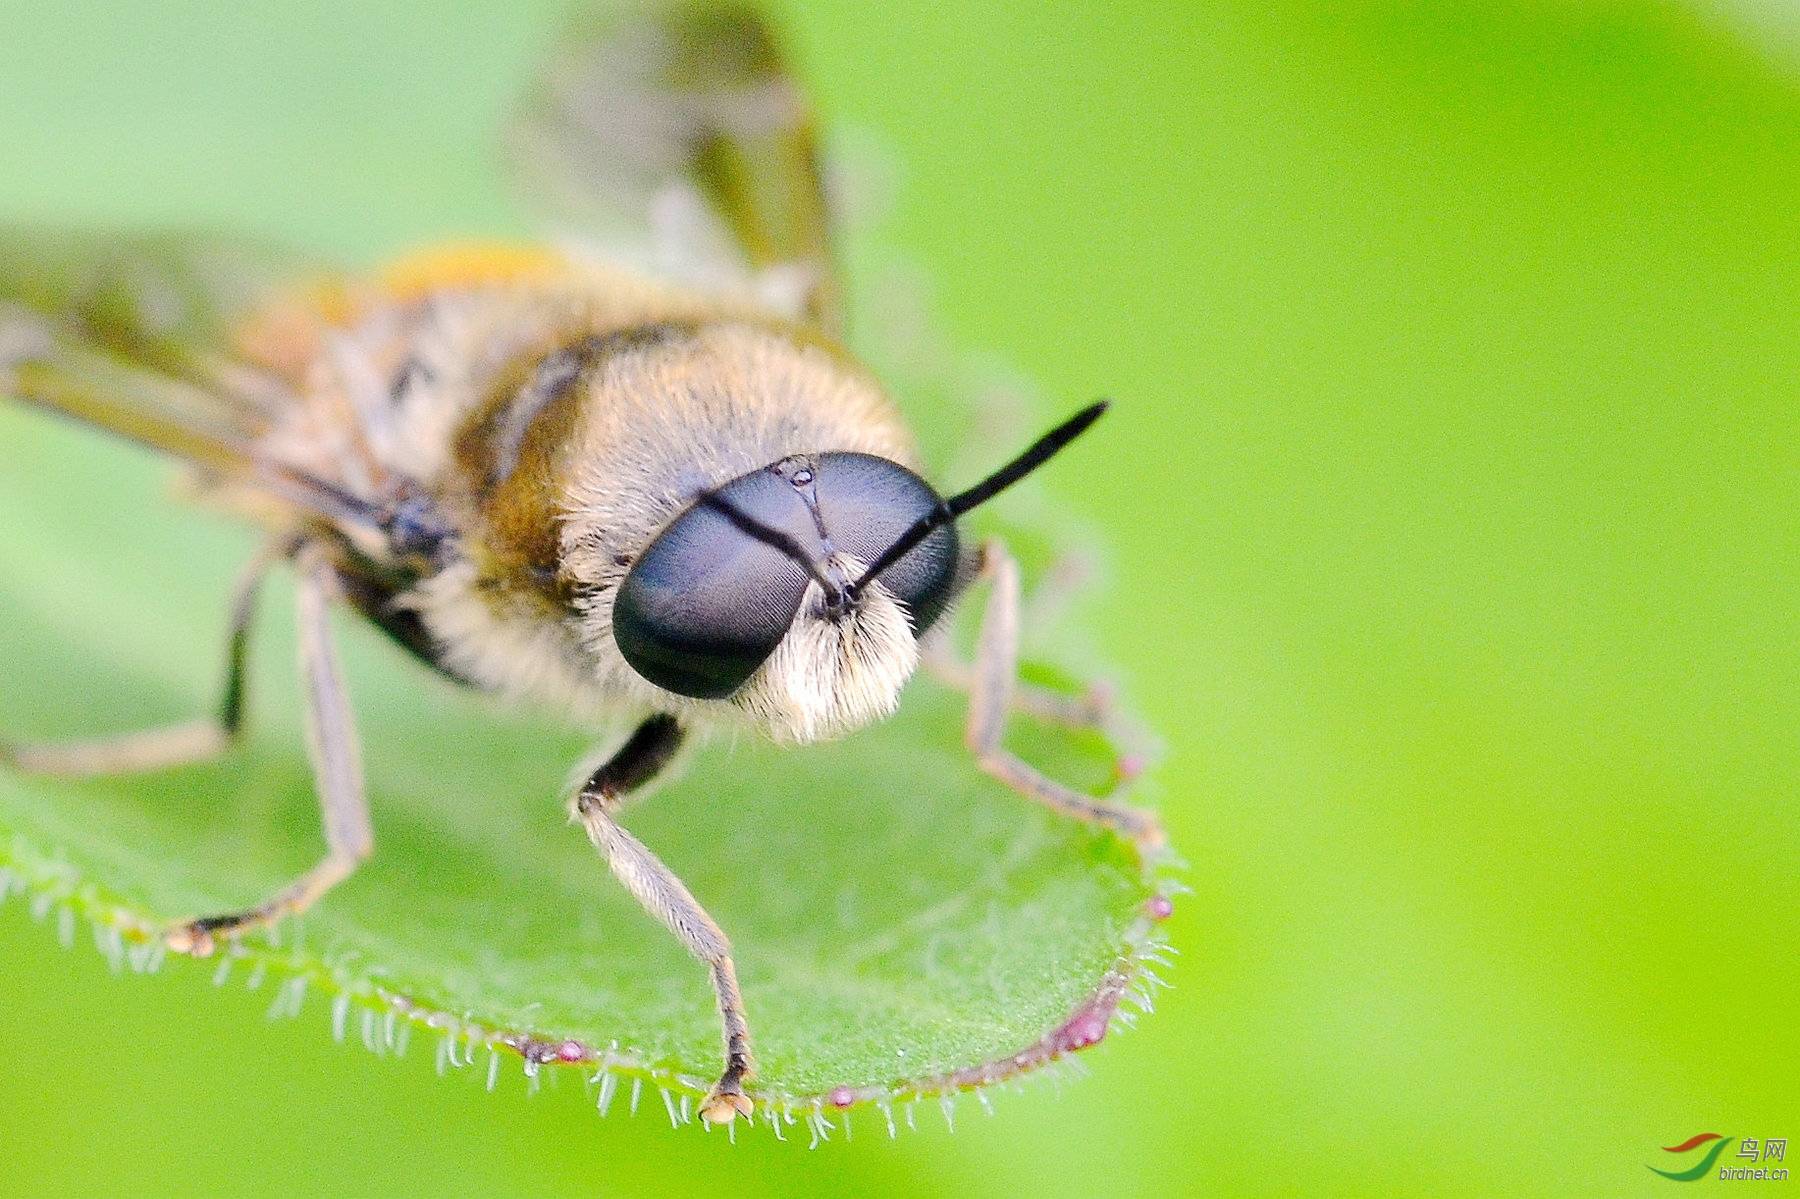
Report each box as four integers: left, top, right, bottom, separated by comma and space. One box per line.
732, 559, 920, 747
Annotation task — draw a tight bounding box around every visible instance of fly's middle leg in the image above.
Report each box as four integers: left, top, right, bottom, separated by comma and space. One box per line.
165, 542, 374, 956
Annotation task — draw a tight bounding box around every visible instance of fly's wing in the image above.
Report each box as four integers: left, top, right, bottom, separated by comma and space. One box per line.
0, 229, 316, 475
505, 2, 842, 334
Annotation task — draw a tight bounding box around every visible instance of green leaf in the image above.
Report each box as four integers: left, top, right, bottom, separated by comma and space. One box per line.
0, 401, 1172, 1124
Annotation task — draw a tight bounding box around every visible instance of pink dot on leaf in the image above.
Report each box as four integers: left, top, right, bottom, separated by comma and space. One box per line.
1055, 1009, 1111, 1052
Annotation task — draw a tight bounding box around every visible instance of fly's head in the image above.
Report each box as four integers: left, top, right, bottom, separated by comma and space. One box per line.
612, 451, 962, 745
603, 398, 1109, 745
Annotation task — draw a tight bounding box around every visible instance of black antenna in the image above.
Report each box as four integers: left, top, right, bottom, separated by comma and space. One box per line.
848, 400, 1109, 599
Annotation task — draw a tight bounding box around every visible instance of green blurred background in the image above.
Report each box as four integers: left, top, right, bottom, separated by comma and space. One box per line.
1, 1, 1795, 1195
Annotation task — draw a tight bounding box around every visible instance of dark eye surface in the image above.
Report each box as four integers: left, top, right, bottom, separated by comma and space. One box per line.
613, 453, 960, 700
614, 468, 817, 699
811, 453, 959, 634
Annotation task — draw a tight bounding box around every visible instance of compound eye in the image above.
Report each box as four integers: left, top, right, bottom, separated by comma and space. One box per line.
814, 453, 960, 634
614, 469, 817, 699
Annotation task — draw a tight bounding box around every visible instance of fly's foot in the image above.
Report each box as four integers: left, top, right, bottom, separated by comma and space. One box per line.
1120, 803, 1168, 861
700, 1069, 754, 1124
164, 920, 220, 957
163, 909, 275, 958
1103, 799, 1170, 872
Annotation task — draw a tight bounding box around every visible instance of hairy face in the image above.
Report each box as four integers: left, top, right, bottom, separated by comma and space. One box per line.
729, 560, 921, 746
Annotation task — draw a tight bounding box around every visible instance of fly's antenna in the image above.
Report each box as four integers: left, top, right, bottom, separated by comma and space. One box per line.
683, 400, 1109, 610
846, 400, 1109, 600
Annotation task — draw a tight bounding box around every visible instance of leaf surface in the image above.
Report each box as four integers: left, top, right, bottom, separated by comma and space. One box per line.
0, 402, 1170, 1117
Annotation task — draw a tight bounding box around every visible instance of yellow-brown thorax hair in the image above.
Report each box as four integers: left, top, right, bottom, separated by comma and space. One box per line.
248, 255, 930, 743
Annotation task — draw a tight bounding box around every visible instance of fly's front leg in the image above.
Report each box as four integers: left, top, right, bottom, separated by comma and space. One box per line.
166, 542, 373, 956
922, 549, 1115, 731
966, 538, 1165, 862
1, 541, 280, 777
569, 714, 755, 1125
922, 639, 1114, 731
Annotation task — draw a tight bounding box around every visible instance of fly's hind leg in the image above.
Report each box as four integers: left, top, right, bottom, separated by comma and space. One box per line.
569, 714, 756, 1125
166, 542, 373, 957
965, 538, 1165, 862
1, 543, 280, 777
